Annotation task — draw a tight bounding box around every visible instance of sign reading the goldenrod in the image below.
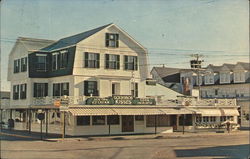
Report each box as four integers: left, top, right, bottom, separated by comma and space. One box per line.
86, 95, 156, 105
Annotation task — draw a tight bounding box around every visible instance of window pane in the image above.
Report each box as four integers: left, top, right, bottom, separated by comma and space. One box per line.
77, 116, 90, 126
135, 115, 144, 121
107, 115, 120, 125
92, 116, 105, 125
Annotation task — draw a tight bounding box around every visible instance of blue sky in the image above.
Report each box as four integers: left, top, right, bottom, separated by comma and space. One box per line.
1, 0, 249, 91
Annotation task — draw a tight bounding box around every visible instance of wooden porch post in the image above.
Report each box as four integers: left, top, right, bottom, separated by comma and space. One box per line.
45, 109, 48, 136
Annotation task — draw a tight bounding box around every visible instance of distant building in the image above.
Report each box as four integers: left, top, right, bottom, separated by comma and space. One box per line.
180, 62, 250, 129
151, 66, 191, 93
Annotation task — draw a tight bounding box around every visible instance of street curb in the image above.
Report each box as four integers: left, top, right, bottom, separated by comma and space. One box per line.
46, 131, 246, 142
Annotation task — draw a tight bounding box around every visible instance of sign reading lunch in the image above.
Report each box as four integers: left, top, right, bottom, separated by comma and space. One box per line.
86, 95, 156, 105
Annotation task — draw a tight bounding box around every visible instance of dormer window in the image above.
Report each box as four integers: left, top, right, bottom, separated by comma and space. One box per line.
234, 71, 245, 83
105, 33, 119, 48
220, 72, 230, 83
36, 54, 47, 72
205, 73, 214, 85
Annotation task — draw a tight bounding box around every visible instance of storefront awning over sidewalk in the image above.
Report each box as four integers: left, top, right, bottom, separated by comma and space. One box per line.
69, 108, 117, 116
112, 108, 165, 115
68, 107, 200, 116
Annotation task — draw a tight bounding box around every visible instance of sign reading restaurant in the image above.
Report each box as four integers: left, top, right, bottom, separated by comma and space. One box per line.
86, 95, 156, 105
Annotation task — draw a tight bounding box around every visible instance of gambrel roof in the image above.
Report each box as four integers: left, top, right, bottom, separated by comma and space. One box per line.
41, 23, 112, 52
40, 23, 146, 52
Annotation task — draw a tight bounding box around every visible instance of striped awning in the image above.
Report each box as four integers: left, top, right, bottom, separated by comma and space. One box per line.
220, 109, 239, 116
69, 108, 117, 116
198, 109, 239, 116
160, 108, 196, 115
198, 109, 222, 116
68, 107, 202, 116
112, 108, 165, 115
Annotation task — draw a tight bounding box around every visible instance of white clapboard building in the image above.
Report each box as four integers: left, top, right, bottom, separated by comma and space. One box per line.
6, 24, 240, 136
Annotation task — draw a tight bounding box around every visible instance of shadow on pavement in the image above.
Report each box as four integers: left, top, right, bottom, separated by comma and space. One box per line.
175, 144, 250, 159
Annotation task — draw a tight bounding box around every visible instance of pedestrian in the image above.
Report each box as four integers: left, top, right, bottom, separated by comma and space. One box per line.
226, 121, 230, 133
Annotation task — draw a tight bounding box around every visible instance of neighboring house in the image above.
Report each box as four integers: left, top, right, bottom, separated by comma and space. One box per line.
151, 67, 189, 93
180, 62, 250, 129
145, 83, 184, 104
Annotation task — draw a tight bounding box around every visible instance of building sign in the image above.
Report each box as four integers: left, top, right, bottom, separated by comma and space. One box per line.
113, 95, 133, 105
86, 95, 156, 105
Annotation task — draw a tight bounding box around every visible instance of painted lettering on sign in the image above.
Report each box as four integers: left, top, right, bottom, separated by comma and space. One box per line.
86, 95, 156, 105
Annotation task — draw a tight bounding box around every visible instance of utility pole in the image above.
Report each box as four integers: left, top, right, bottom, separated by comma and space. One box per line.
190, 54, 204, 99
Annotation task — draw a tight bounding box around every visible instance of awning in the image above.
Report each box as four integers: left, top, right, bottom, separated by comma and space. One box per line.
112, 108, 165, 115
220, 109, 239, 116
69, 108, 117, 116
199, 109, 222, 116
198, 109, 239, 116
160, 108, 196, 115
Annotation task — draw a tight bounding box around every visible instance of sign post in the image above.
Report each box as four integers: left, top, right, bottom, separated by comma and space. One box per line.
37, 112, 45, 140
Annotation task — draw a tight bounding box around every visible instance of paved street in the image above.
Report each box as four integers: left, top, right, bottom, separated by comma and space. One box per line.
0, 130, 249, 159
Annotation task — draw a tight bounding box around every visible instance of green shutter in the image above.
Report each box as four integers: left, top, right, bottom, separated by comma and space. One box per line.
97, 54, 100, 68
45, 83, 48, 97
105, 33, 109, 47
84, 81, 89, 96
116, 34, 119, 47
105, 54, 109, 69
117, 55, 120, 69
124, 55, 128, 70
85, 52, 89, 67
34, 83, 37, 97
134, 56, 138, 70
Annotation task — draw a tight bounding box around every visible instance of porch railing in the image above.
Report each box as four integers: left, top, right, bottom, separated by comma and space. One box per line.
32, 96, 237, 107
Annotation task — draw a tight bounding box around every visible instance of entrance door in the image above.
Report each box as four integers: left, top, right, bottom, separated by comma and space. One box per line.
170, 115, 177, 130
122, 115, 134, 132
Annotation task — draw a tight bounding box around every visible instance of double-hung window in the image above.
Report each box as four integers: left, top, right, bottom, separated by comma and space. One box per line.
60, 50, 68, 69
20, 84, 27, 99
105, 54, 120, 69
84, 52, 100, 68
105, 33, 119, 48
124, 55, 138, 70
33, 83, 48, 97
84, 81, 98, 96
14, 59, 20, 73
52, 52, 59, 71
131, 82, 138, 97
53, 83, 69, 96
21, 57, 27, 72
13, 85, 19, 100
36, 54, 47, 72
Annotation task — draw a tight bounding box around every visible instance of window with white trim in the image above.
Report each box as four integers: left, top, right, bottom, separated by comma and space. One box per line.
21, 57, 28, 72
124, 55, 138, 70
36, 54, 47, 72
105, 33, 119, 48
20, 84, 27, 99
105, 54, 120, 69
84, 52, 100, 68
14, 59, 20, 73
